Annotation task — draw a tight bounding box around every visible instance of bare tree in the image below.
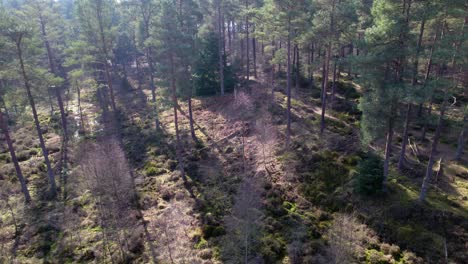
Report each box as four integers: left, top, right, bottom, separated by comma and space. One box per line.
327, 213, 370, 263
79, 139, 136, 263
223, 177, 263, 263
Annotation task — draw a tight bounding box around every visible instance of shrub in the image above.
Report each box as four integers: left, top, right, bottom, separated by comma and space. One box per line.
16, 151, 31, 162
365, 249, 387, 264
354, 153, 384, 195
0, 153, 11, 163
260, 234, 286, 263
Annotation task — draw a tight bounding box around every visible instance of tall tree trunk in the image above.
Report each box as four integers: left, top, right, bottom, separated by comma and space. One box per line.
0, 109, 31, 202
271, 41, 276, 102
286, 16, 292, 147
169, 52, 185, 178
398, 103, 412, 171
16, 39, 57, 197
278, 41, 282, 73
320, 44, 331, 134
97, 6, 116, 112
383, 113, 395, 191
218, 0, 225, 95
188, 96, 196, 141
253, 36, 257, 79
455, 113, 467, 160
222, 11, 226, 57
330, 58, 337, 107
307, 44, 312, 84
245, 0, 250, 83
398, 19, 425, 170
143, 18, 160, 129
419, 88, 448, 202
240, 23, 244, 78
76, 81, 85, 134
228, 20, 232, 54
295, 45, 300, 97
320, 0, 335, 134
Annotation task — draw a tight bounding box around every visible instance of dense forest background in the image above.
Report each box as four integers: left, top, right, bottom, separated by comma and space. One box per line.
0, 0, 466, 263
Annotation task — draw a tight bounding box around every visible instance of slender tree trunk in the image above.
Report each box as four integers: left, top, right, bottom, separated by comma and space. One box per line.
245, 0, 250, 83
97, 6, 116, 112
383, 114, 395, 191
228, 20, 232, 54
188, 97, 196, 141
143, 18, 160, 129
218, 0, 225, 95
419, 88, 448, 202
321, 1, 335, 134
76, 82, 85, 134
16, 40, 57, 197
278, 41, 282, 73
286, 16, 292, 148
271, 42, 276, 102
320, 44, 331, 134
308, 45, 312, 83
398, 103, 412, 171
398, 19, 425, 170
0, 109, 31, 202
330, 58, 337, 107
455, 113, 466, 160
169, 51, 185, 178
240, 23, 244, 77
295, 45, 300, 97
222, 11, 226, 57
253, 36, 257, 79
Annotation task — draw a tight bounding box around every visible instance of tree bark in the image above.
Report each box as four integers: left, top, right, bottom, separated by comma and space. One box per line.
398, 103, 412, 171
330, 58, 337, 107
245, 0, 250, 83
320, 45, 330, 134
76, 82, 85, 134
96, 2, 116, 112
295, 45, 299, 97
218, 0, 225, 95
398, 19, 425, 171
286, 16, 292, 147
253, 36, 257, 79
320, 0, 335, 134
169, 51, 185, 178
383, 114, 395, 191
420, 29, 439, 139
16, 38, 57, 197
228, 20, 232, 53
419, 88, 448, 202
188, 96, 196, 141
455, 113, 466, 160
0, 109, 31, 202
142, 13, 160, 129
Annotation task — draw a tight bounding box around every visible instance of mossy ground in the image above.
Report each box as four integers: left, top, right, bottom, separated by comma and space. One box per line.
1, 69, 466, 263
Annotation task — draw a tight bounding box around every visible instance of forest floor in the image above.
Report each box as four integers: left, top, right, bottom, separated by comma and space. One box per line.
0, 65, 467, 263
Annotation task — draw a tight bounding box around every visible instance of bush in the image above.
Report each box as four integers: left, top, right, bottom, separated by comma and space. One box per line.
0, 153, 11, 163
354, 153, 384, 195
365, 249, 387, 264
260, 234, 286, 262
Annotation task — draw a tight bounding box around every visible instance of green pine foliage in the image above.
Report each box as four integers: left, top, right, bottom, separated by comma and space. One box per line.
355, 152, 384, 196
194, 32, 236, 96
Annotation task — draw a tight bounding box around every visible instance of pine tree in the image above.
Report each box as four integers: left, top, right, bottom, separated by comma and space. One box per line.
1, 11, 58, 197
358, 0, 412, 190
